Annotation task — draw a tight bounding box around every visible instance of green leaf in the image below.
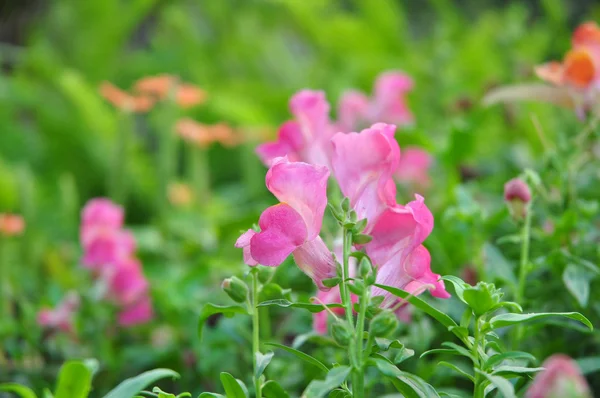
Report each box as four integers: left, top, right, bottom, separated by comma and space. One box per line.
373, 338, 405, 352
219, 373, 246, 398
197, 304, 248, 341
441, 275, 468, 302
420, 349, 460, 358
197, 394, 225, 398
438, 361, 474, 382
258, 299, 344, 313
563, 264, 594, 307
441, 342, 476, 362
42, 390, 54, 398
488, 312, 593, 331
152, 387, 176, 398
261, 381, 290, 398
492, 365, 544, 377
393, 347, 415, 365
54, 361, 92, 398
265, 342, 329, 373
483, 351, 537, 371
254, 351, 274, 379
373, 285, 458, 331
367, 357, 440, 398
328, 390, 351, 398
103, 369, 180, 398
0, 383, 37, 398
478, 371, 516, 398
301, 366, 351, 398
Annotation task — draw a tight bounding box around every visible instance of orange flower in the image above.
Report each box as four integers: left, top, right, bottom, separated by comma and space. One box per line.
99, 82, 155, 112
168, 183, 194, 207
563, 48, 597, 88
175, 119, 238, 148
134, 75, 206, 108
0, 213, 25, 237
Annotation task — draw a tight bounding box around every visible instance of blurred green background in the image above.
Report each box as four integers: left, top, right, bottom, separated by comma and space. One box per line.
1, 0, 600, 396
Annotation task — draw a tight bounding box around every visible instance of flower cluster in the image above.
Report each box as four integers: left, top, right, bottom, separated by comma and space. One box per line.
80, 198, 153, 326
237, 118, 449, 332
100, 74, 206, 112
256, 71, 430, 189
535, 21, 600, 115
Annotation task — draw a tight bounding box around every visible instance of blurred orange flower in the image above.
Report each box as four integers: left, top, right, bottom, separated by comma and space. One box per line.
134, 74, 207, 108
175, 118, 238, 148
99, 82, 155, 112
168, 183, 194, 207
535, 21, 600, 91
0, 213, 25, 237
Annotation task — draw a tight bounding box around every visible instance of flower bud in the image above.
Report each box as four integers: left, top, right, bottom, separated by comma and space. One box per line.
462, 282, 503, 316
331, 322, 353, 346
257, 266, 276, 284
526, 354, 591, 398
504, 178, 532, 220
221, 277, 248, 303
369, 309, 399, 337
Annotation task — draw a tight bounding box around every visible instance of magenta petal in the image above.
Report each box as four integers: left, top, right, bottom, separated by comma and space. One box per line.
118, 296, 153, 326
108, 257, 149, 306
81, 198, 124, 230
250, 204, 308, 266
337, 90, 370, 132
292, 236, 337, 291
256, 121, 303, 166
289, 90, 330, 140
266, 158, 329, 240
82, 229, 136, 270
235, 230, 259, 266
331, 123, 400, 228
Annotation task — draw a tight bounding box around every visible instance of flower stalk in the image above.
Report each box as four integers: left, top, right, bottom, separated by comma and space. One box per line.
250, 270, 262, 398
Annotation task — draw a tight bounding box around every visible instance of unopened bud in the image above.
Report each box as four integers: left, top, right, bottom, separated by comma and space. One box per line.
526, 354, 591, 398
504, 178, 531, 220
257, 266, 276, 284
331, 322, 353, 346
221, 276, 248, 303
369, 310, 399, 337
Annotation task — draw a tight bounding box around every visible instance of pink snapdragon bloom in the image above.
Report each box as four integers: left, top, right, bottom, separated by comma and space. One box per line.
395, 147, 432, 189
235, 157, 337, 290
256, 90, 335, 167
331, 124, 449, 306
106, 257, 150, 307
337, 71, 414, 132
526, 354, 591, 398
37, 291, 80, 335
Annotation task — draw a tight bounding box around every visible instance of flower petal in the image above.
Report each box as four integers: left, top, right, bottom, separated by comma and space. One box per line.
337, 90, 370, 132
395, 147, 432, 186
250, 203, 308, 266
266, 158, 329, 240
235, 229, 259, 266
292, 236, 337, 291
118, 296, 153, 326
256, 121, 303, 166
331, 123, 400, 228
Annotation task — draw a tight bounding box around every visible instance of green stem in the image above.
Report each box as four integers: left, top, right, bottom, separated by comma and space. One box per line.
513, 203, 532, 348
251, 272, 262, 398
353, 283, 369, 398
472, 316, 484, 398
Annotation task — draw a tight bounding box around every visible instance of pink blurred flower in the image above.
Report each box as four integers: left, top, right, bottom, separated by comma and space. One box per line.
106, 257, 149, 307
504, 178, 532, 203
81, 198, 124, 233
256, 90, 335, 168
82, 229, 136, 270
37, 291, 80, 335
0, 213, 25, 237
337, 71, 414, 132
395, 147, 433, 189
526, 354, 591, 398
235, 157, 336, 290
118, 296, 154, 326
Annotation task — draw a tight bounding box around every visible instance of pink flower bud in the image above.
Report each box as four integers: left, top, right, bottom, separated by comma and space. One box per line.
504, 178, 532, 203
526, 354, 591, 398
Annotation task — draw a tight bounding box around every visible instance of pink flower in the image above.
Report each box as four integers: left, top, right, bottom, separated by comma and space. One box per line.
395, 147, 432, 189
81, 198, 124, 231
37, 291, 80, 334
106, 257, 149, 307
312, 287, 347, 334
235, 157, 336, 290
337, 71, 414, 132
331, 124, 449, 306
118, 296, 154, 326
504, 178, 532, 203
331, 123, 399, 231
256, 90, 335, 167
0, 213, 25, 237
82, 229, 136, 270
526, 354, 591, 398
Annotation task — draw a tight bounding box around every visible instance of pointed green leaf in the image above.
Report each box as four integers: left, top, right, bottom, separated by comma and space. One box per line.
301, 366, 351, 398
197, 394, 225, 398
367, 357, 440, 398
478, 371, 516, 398
258, 299, 343, 313
265, 342, 329, 373
441, 275, 468, 302
262, 381, 290, 398
492, 365, 544, 377
103, 369, 180, 398
197, 304, 248, 341
254, 351, 274, 379
0, 383, 37, 398
489, 312, 592, 331
373, 285, 458, 332
438, 362, 474, 382
563, 264, 594, 307
54, 361, 92, 398
219, 373, 246, 398
484, 351, 537, 371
